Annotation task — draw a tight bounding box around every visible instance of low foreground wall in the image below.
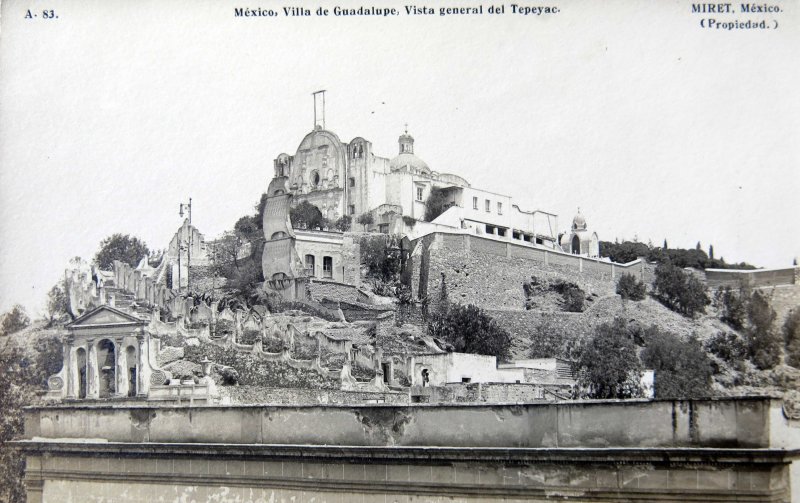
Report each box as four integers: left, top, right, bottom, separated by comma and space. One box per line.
16, 397, 800, 502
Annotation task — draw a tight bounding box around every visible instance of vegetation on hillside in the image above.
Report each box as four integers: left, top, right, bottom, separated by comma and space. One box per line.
616, 273, 646, 301
600, 240, 756, 270
785, 310, 800, 368
573, 318, 644, 399
523, 276, 588, 313
711, 281, 783, 370
652, 262, 710, 317
641, 330, 713, 399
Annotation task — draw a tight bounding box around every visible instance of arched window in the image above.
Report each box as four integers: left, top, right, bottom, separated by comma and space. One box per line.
270, 231, 288, 240
311, 170, 321, 187
571, 235, 581, 255
305, 255, 315, 276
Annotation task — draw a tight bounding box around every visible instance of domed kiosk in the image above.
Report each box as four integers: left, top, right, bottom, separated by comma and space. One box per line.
560, 209, 599, 257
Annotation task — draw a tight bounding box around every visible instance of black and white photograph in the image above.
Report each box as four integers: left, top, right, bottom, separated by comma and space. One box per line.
0, 0, 799, 501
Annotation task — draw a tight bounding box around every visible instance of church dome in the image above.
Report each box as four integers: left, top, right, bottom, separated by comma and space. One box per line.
390, 152, 430, 173
391, 127, 430, 174
572, 210, 587, 231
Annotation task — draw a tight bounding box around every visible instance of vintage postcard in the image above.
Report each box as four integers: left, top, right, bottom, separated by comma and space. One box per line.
1, 0, 798, 501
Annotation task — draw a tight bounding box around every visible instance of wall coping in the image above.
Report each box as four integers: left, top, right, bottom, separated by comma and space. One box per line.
706, 266, 798, 274
415, 230, 642, 268
25, 395, 777, 411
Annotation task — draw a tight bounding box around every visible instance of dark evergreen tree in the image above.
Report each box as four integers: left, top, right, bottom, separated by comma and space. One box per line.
93, 234, 149, 269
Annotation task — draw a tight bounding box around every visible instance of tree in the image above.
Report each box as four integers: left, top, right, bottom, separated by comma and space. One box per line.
784, 309, 800, 368
359, 234, 401, 282
708, 244, 715, 260
44, 281, 70, 326
574, 317, 644, 399
746, 290, 780, 369
695, 241, 702, 251
616, 273, 646, 301
428, 304, 512, 362
0, 339, 33, 501
641, 329, 713, 399
663, 239, 668, 250
0, 305, 30, 337
290, 201, 327, 230
423, 187, 450, 222
333, 215, 352, 231
652, 262, 709, 317
357, 212, 374, 230
93, 233, 149, 269
714, 284, 749, 330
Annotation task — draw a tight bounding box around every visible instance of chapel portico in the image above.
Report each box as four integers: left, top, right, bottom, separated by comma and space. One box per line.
46, 305, 153, 401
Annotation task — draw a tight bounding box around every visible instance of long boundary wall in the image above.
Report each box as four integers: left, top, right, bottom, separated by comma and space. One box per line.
706, 267, 799, 290
16, 397, 800, 502
410, 232, 644, 310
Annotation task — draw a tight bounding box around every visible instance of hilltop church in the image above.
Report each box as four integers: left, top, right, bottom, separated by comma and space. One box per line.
261, 95, 600, 293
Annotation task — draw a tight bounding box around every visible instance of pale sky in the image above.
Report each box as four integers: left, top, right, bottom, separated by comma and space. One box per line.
1, 0, 798, 315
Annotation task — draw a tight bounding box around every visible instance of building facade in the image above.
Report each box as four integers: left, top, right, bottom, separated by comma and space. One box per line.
272, 124, 561, 246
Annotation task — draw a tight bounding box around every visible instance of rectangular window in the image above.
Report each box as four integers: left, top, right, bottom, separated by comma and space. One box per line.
349, 177, 355, 187
497, 202, 503, 215
485, 200, 491, 212
349, 205, 355, 215
461, 377, 471, 383
304, 255, 315, 277
323, 256, 333, 278
472, 196, 478, 209
416, 186, 424, 201
379, 223, 389, 234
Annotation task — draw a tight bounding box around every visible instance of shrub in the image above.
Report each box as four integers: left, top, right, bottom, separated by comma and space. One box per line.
574, 317, 643, 399
402, 215, 416, 228
562, 288, 585, 312
641, 330, 713, 399
653, 263, 709, 317
423, 187, 451, 222
784, 309, 800, 368
746, 290, 781, 369
714, 285, 749, 330
290, 201, 328, 230
616, 273, 646, 301
551, 280, 585, 313
239, 329, 262, 345
219, 367, 240, 385
333, 215, 352, 231
428, 303, 512, 362
706, 331, 749, 363
212, 319, 235, 338
359, 234, 402, 282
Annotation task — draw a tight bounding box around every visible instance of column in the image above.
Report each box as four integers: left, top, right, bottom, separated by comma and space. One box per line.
137, 336, 148, 396
87, 340, 99, 399
66, 343, 77, 399
115, 338, 128, 397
